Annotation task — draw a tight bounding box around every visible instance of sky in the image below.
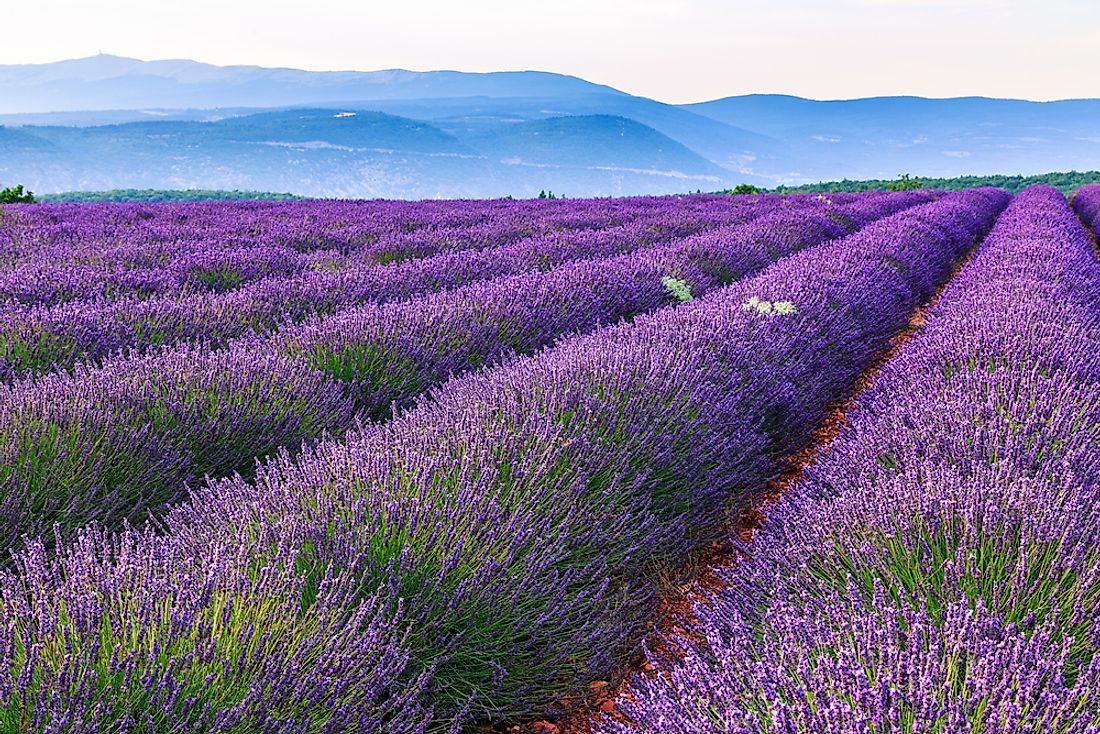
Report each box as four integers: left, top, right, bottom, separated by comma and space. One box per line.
2, 0, 1098, 103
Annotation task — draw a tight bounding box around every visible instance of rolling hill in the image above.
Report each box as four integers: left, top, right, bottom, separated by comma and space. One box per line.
686, 94, 1100, 183
0, 108, 731, 198
0, 54, 623, 114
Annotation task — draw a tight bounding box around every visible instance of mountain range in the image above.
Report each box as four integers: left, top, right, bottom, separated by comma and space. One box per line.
1, 55, 1098, 198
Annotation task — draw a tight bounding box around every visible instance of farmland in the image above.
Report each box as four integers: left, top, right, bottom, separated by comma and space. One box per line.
0, 185, 1095, 732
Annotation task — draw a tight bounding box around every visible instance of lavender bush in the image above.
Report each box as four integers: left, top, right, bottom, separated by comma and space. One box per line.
1072, 182, 1100, 235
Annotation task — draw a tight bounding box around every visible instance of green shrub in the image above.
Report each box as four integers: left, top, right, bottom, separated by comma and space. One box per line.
0, 184, 35, 204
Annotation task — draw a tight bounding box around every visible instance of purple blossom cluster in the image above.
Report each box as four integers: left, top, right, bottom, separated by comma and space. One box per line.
0, 190, 929, 554
605, 185, 1099, 732
0, 188, 1006, 730
0, 194, 805, 379
1072, 183, 1100, 235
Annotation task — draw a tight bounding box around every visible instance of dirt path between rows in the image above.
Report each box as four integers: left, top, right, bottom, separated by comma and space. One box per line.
485, 243, 981, 734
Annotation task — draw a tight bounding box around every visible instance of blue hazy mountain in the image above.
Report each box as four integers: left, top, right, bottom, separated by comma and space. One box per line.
0, 54, 624, 113
0, 109, 734, 198
1, 56, 1098, 197
685, 94, 1100, 183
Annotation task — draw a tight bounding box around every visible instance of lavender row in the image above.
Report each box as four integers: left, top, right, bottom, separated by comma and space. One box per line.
0, 194, 819, 379
0, 191, 928, 551
0, 195, 686, 266
0, 189, 1007, 731
0, 196, 644, 305
609, 186, 1099, 732
0, 196, 746, 306
1072, 182, 1100, 234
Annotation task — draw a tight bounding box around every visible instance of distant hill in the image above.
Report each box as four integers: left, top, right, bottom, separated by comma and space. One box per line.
362, 94, 779, 176
0, 108, 731, 198
0, 54, 623, 114
463, 115, 728, 186
1, 56, 1099, 198
686, 95, 1100, 184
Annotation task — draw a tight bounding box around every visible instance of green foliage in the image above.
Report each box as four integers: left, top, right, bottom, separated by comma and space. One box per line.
886, 173, 922, 191
0, 331, 83, 378
38, 188, 302, 203
771, 170, 1100, 195
728, 183, 763, 195
0, 184, 35, 204
305, 342, 421, 420
191, 268, 243, 293
537, 190, 559, 200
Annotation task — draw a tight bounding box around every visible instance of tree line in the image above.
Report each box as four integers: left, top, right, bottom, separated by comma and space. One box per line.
755, 171, 1100, 195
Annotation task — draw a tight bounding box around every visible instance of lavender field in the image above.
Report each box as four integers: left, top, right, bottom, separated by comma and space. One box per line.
0, 185, 1095, 732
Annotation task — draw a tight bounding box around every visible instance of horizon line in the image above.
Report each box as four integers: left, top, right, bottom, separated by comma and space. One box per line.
0, 53, 1096, 107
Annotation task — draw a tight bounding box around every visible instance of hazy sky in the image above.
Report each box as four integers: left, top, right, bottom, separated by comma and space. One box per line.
3, 0, 1098, 103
